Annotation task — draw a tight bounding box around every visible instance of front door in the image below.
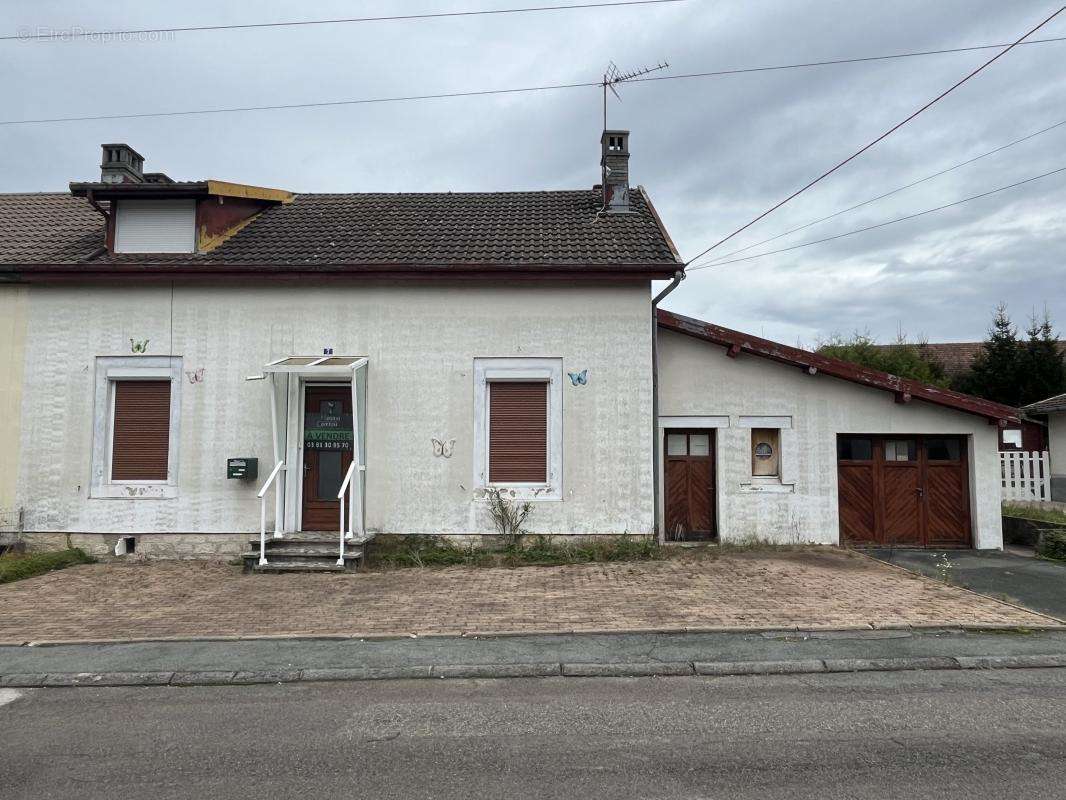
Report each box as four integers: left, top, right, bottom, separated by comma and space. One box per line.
301, 386, 354, 531
664, 430, 717, 541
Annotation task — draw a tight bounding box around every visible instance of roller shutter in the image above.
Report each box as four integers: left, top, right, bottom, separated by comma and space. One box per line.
111, 380, 171, 481
488, 381, 548, 483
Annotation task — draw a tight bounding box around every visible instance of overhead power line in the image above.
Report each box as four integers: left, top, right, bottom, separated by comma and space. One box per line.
681, 5, 1066, 267
0, 81, 601, 126
626, 35, 1066, 85
690, 117, 1066, 269
685, 165, 1066, 272
1, 0, 686, 41
2, 34, 1065, 127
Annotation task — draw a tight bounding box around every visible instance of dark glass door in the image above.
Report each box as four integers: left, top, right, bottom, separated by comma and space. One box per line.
301, 386, 353, 531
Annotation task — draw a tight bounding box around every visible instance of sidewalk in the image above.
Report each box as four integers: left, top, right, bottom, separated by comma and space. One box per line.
4, 629, 1066, 687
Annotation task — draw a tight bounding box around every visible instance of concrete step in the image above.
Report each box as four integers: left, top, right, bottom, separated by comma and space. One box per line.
251, 561, 348, 574
247, 535, 373, 550
241, 547, 363, 559
242, 547, 363, 574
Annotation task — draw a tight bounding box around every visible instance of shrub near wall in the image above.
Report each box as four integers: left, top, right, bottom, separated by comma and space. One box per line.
1040, 530, 1066, 562
0, 548, 95, 584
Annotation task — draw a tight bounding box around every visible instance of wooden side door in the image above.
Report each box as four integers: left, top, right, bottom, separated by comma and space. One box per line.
923, 437, 971, 547
880, 438, 923, 546
301, 386, 354, 531
837, 436, 877, 545
664, 430, 716, 541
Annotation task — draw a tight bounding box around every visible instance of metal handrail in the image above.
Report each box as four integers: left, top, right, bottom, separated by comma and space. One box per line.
257, 460, 285, 566
336, 460, 359, 566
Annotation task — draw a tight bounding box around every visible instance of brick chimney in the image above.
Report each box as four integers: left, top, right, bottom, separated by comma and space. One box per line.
100, 143, 145, 184
600, 129, 631, 212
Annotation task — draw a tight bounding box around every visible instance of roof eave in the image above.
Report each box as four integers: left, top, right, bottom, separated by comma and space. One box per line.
657, 309, 1020, 424
69, 182, 210, 200
3, 260, 680, 280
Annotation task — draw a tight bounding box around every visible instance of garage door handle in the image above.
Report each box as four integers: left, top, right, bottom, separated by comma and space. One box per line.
915, 487, 924, 497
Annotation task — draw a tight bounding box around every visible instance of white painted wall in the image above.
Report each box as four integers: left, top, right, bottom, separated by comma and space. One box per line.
1049, 411, 1066, 502
17, 281, 654, 537
657, 329, 1003, 549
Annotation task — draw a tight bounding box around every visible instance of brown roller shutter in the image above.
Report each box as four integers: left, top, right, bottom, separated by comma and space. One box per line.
111, 380, 171, 481
489, 381, 547, 483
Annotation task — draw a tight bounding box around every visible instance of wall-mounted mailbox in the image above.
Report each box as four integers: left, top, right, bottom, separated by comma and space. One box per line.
227, 458, 258, 480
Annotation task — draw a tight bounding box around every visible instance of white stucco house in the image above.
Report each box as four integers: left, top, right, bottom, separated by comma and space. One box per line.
0, 132, 1019, 568
1023, 393, 1066, 502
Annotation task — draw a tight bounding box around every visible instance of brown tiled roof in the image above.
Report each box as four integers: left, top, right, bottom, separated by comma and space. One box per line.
0, 193, 105, 263
1024, 392, 1066, 414
874, 341, 1066, 379
914, 342, 986, 379
658, 310, 1020, 423
0, 188, 681, 269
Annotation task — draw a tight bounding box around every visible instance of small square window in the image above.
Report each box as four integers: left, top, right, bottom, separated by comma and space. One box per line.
925, 438, 961, 461
884, 439, 917, 462
1000, 429, 1022, 449
689, 434, 710, 457
666, 434, 688, 456
837, 437, 873, 461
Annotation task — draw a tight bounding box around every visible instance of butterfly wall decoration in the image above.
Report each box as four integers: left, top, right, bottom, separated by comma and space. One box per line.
130, 338, 149, 354
185, 368, 205, 384
432, 438, 456, 458
567, 369, 588, 386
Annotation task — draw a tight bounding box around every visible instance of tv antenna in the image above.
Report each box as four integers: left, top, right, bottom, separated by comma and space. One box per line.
600, 59, 669, 209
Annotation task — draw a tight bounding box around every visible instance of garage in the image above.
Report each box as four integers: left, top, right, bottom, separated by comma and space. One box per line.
837, 435, 971, 547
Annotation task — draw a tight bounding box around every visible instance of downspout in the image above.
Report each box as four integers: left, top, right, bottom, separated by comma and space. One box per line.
651, 270, 685, 542
85, 189, 109, 221
83, 190, 110, 262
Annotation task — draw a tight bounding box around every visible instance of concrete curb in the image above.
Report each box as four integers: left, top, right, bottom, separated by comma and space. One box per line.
4, 653, 1066, 689
4, 621, 1063, 649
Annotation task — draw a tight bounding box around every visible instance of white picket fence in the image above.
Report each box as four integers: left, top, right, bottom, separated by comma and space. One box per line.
1000, 451, 1051, 502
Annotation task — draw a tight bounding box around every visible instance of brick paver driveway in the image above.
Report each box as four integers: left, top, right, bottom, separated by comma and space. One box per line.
0, 549, 1056, 644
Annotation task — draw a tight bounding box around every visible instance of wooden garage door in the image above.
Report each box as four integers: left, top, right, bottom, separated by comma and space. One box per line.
837, 435, 970, 548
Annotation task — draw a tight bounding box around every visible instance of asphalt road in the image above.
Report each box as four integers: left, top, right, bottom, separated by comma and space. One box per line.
3, 669, 1066, 799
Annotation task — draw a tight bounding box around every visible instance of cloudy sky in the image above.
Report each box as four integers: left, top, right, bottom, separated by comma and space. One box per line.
3, 0, 1065, 346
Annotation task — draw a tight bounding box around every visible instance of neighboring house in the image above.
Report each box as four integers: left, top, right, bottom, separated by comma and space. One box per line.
0, 132, 1019, 563
915, 340, 1063, 452
0, 283, 27, 527
1022, 393, 1066, 502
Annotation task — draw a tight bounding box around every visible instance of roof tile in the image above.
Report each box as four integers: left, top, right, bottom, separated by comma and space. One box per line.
1, 189, 680, 268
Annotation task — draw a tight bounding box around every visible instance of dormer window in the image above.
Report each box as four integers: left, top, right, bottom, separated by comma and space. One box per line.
114, 199, 196, 254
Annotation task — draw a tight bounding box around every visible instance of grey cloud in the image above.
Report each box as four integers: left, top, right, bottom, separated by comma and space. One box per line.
3, 0, 1064, 342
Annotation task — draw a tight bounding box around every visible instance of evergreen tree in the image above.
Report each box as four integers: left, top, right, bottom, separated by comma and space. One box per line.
1019, 308, 1066, 405
954, 304, 1022, 405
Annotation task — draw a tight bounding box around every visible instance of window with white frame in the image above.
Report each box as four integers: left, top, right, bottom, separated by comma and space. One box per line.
750, 428, 781, 477
91, 356, 183, 498
473, 358, 562, 500
738, 416, 792, 485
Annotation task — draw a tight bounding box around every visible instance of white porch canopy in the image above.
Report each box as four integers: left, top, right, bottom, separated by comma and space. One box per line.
254, 356, 368, 541
264, 355, 367, 375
